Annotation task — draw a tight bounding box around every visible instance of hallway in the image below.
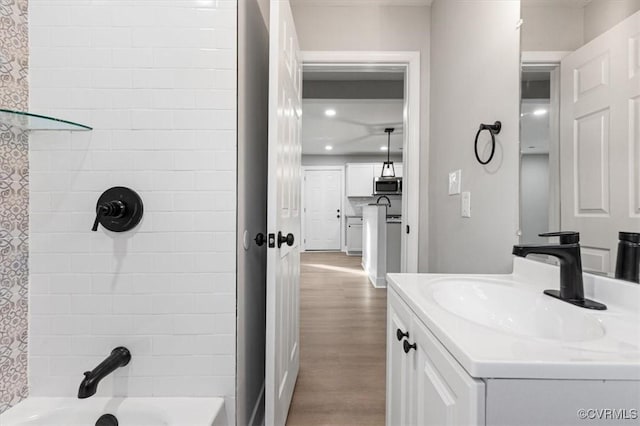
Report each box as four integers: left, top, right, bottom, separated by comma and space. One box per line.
286, 252, 387, 426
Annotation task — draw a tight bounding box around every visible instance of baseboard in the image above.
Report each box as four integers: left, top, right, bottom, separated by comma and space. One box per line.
374, 277, 387, 288
367, 274, 387, 288
248, 382, 265, 426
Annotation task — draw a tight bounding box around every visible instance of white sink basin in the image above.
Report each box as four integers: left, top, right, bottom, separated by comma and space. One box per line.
428, 278, 605, 342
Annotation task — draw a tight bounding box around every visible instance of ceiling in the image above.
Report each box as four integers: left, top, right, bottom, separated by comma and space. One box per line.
302, 99, 404, 155
521, 100, 550, 154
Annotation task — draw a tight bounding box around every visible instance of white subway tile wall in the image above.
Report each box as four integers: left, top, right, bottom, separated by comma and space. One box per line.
28, 0, 237, 420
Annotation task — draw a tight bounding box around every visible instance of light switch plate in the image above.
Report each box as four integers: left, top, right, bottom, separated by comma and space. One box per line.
448, 170, 461, 195
461, 191, 471, 217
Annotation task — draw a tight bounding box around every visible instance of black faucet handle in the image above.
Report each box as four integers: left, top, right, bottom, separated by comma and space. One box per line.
92, 200, 126, 232
539, 231, 580, 244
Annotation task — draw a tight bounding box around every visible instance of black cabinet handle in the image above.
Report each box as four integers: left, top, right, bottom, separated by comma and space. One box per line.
396, 328, 409, 341
277, 231, 294, 248
403, 340, 417, 354
254, 233, 266, 247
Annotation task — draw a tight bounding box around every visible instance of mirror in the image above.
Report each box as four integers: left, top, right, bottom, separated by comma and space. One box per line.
520, 0, 640, 274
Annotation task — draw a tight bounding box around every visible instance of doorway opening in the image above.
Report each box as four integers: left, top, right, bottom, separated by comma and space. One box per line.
300, 51, 421, 274
300, 66, 405, 284
286, 54, 419, 425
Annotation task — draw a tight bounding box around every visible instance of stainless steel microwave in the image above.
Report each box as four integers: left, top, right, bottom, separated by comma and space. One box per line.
373, 177, 402, 195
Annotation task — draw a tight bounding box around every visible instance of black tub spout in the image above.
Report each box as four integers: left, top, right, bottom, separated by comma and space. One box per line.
78, 347, 131, 399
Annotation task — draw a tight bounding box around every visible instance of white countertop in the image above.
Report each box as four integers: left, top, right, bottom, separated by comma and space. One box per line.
387, 257, 640, 380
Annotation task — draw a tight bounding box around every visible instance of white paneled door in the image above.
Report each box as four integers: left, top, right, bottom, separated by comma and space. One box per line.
560, 11, 640, 273
266, 1, 302, 425
304, 170, 342, 250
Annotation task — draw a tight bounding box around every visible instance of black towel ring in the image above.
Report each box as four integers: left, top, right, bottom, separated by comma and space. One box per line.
474, 121, 502, 165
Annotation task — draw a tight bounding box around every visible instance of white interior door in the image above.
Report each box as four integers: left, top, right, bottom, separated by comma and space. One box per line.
266, 1, 301, 425
304, 169, 341, 250
560, 11, 640, 273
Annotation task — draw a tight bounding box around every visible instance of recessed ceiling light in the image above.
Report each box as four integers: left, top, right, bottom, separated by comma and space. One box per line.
533, 109, 547, 116
324, 109, 336, 117
380, 146, 388, 151
325, 145, 333, 151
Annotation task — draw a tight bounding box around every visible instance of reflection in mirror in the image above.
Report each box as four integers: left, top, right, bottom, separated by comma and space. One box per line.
520, 70, 553, 245
520, 1, 640, 275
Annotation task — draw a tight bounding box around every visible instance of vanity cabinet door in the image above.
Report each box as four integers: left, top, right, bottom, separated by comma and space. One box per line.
387, 290, 414, 426
411, 319, 485, 426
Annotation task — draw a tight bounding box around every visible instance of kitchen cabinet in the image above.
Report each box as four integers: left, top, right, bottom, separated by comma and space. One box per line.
346, 164, 375, 197
387, 289, 485, 426
346, 217, 363, 255
395, 163, 403, 178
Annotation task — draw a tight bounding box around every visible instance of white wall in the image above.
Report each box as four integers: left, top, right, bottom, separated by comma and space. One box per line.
583, 0, 640, 43
521, 4, 584, 51
291, 4, 431, 271
28, 1, 237, 422
521, 0, 640, 51
429, 0, 521, 273
520, 154, 550, 244
237, 0, 269, 424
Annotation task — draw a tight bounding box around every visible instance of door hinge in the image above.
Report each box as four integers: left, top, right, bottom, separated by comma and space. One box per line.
268, 233, 276, 248
406, 225, 410, 234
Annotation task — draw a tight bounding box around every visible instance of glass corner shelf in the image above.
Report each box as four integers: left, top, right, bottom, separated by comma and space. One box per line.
0, 109, 92, 131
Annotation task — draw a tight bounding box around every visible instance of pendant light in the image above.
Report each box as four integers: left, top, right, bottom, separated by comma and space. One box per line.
381, 128, 395, 177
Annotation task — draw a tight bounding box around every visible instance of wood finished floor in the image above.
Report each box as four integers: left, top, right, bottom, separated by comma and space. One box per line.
286, 252, 387, 426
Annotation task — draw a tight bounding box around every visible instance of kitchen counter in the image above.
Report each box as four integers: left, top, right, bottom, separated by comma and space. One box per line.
387, 258, 640, 380
362, 205, 401, 288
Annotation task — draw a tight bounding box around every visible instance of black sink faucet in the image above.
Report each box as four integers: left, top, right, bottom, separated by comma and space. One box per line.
615, 232, 640, 284
78, 347, 131, 399
512, 232, 606, 310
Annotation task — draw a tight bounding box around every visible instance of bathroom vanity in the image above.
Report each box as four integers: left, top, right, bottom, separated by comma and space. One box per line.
386, 258, 640, 425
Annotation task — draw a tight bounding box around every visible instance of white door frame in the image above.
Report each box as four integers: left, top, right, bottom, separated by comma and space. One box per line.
301, 165, 345, 252
521, 51, 569, 239
302, 51, 421, 273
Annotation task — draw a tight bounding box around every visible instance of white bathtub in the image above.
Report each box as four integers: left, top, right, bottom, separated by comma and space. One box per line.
0, 397, 226, 426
